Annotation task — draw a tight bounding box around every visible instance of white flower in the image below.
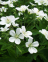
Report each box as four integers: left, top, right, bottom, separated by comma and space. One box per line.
25, 38, 39, 54
36, 10, 47, 19
20, 26, 32, 38
39, 29, 47, 35
16, 5, 28, 12
0, 15, 19, 27
34, 0, 44, 5
0, 27, 9, 32
38, 10, 47, 17
9, 28, 24, 44
32, 8, 39, 15
0, 7, 8, 12
39, 29, 48, 40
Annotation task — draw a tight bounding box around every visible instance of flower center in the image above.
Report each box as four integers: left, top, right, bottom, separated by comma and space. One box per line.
6, 18, 11, 24
14, 34, 19, 38
21, 8, 24, 11
28, 43, 32, 47
44, 32, 47, 35
23, 31, 28, 36
40, 1, 44, 4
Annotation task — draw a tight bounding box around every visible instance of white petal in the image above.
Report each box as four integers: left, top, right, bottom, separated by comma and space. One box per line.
45, 35, 48, 40
8, 15, 15, 22
28, 36, 33, 39
25, 38, 33, 47
28, 38, 33, 43
16, 28, 21, 35
19, 34, 24, 39
27, 31, 32, 35
28, 47, 37, 54
15, 17, 19, 20
6, 23, 11, 27
10, 30, 15, 36
9, 4, 14, 7
0, 37, 1, 40
1, 17, 6, 21
0, 21, 6, 25
15, 39, 21, 44
16, 7, 21, 11
9, 37, 15, 42
12, 22, 19, 27
21, 26, 26, 32
32, 41, 39, 47
25, 42, 30, 47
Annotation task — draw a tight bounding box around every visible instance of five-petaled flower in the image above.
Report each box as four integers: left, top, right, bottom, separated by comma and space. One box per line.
0, 15, 19, 27
9, 28, 24, 44
25, 38, 39, 54
20, 26, 32, 38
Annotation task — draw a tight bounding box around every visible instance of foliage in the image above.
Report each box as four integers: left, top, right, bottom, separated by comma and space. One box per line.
0, 0, 48, 62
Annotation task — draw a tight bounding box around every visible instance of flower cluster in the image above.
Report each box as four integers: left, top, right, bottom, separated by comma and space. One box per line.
0, 0, 48, 55
0, 0, 18, 7
16, 5, 47, 20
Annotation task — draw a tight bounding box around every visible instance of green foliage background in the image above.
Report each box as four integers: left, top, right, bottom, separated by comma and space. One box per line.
0, 0, 48, 62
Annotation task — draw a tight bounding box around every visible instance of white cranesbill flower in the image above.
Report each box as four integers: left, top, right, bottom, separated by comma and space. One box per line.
0, 15, 19, 27
32, 8, 39, 15
16, 5, 28, 12
0, 7, 8, 12
9, 28, 24, 44
20, 26, 32, 38
38, 10, 47, 17
0, 27, 9, 32
25, 38, 39, 54
39, 29, 48, 40
36, 10, 47, 19
34, 0, 44, 5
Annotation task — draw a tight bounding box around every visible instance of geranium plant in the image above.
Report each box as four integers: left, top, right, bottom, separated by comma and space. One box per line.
0, 0, 48, 62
